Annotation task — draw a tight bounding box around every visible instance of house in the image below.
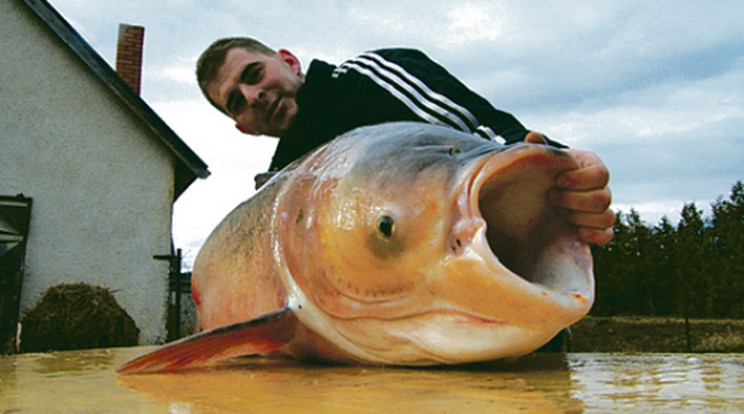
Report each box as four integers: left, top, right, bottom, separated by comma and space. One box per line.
0, 0, 210, 350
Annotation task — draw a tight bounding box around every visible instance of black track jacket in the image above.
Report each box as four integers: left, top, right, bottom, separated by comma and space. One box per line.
269, 48, 556, 171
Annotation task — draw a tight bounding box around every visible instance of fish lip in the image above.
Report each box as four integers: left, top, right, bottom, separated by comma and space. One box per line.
455, 143, 594, 303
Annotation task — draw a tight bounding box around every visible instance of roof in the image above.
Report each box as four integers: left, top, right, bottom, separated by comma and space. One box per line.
20, 0, 210, 200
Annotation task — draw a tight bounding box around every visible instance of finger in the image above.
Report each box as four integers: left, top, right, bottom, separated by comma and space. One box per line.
566, 208, 617, 230
578, 227, 615, 246
558, 150, 610, 190
525, 131, 548, 145
556, 162, 609, 191
550, 187, 613, 214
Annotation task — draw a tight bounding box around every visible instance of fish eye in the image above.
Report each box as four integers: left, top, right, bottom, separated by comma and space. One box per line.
378, 215, 395, 238
448, 147, 460, 156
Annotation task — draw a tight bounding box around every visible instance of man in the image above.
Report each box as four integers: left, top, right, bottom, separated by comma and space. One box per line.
196, 37, 615, 246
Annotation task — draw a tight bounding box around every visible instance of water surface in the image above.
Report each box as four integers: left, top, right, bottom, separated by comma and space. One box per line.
0, 347, 741, 412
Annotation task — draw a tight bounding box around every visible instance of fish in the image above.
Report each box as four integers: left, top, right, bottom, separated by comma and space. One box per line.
118, 122, 594, 373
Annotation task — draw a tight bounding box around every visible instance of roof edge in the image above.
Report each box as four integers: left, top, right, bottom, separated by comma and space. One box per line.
20, 0, 210, 197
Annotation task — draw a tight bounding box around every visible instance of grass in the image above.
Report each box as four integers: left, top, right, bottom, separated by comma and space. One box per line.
569, 316, 744, 353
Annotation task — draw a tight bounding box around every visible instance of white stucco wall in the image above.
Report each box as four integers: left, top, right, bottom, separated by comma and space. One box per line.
1, 1, 175, 344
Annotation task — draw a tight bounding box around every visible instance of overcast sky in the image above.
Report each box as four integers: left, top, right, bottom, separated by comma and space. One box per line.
49, 0, 744, 267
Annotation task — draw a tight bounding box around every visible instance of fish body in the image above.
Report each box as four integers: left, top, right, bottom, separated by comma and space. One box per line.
119, 122, 594, 373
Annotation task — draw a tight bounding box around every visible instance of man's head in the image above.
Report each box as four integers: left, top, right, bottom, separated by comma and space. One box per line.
196, 37, 304, 138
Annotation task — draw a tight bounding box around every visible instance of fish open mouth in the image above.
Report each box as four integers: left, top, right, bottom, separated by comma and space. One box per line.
468, 144, 593, 300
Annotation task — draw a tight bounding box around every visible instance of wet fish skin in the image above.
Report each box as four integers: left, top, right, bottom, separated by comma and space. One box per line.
118, 122, 594, 373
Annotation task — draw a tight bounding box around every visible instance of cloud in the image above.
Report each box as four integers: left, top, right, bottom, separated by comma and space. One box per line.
150, 98, 277, 267
444, 2, 506, 45
152, 63, 195, 85
48, 0, 744, 256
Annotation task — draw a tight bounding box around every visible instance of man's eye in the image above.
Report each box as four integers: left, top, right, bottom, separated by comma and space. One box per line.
241, 66, 263, 84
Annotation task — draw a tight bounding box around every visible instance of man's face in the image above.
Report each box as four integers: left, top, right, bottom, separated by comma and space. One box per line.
207, 48, 304, 138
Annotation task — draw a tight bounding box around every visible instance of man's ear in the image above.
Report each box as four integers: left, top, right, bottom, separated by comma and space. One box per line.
277, 49, 302, 75
236, 123, 259, 135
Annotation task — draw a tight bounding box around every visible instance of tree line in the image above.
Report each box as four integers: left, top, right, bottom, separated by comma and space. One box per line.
591, 180, 744, 319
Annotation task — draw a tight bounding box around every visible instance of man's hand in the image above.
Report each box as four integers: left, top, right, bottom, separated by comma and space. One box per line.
526, 132, 616, 246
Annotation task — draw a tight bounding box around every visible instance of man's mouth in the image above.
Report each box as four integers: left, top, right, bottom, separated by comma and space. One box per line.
268, 96, 284, 125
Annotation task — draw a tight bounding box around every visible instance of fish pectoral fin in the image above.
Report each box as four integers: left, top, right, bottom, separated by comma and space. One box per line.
117, 307, 298, 374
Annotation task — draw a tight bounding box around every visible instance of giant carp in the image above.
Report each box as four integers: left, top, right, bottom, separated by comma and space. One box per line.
118, 122, 594, 373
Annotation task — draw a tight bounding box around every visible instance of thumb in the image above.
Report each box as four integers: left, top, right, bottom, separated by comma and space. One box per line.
525, 131, 548, 145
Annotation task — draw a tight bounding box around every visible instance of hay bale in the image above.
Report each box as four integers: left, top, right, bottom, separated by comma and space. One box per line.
20, 283, 139, 352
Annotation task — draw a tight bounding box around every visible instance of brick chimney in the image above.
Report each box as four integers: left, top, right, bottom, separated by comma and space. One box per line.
116, 24, 145, 95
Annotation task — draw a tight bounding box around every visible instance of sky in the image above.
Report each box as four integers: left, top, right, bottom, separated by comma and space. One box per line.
48, 0, 744, 267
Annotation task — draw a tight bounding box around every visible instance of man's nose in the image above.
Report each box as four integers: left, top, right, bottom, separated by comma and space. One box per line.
239, 84, 265, 108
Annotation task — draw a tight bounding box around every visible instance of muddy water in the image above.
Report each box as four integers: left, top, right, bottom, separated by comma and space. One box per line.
0, 347, 742, 412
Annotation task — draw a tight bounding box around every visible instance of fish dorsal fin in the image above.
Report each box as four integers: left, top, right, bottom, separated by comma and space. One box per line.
117, 307, 298, 374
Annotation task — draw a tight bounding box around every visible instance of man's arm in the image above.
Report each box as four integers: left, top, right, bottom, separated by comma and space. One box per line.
356, 48, 534, 143
278, 48, 616, 244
